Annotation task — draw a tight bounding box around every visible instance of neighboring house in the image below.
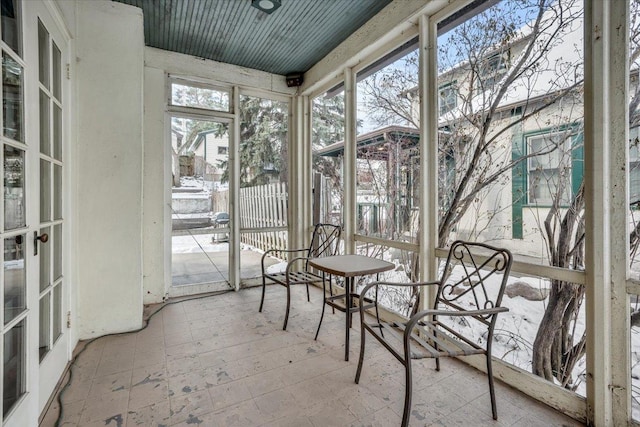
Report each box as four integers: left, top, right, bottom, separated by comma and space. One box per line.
430, 7, 586, 260
316, 125, 420, 236
179, 129, 229, 185
171, 128, 184, 186
318, 3, 590, 262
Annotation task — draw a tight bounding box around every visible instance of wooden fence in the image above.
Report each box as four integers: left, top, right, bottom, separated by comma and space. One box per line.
213, 182, 288, 254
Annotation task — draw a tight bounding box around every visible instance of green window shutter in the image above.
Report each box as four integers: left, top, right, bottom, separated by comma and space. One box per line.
571, 133, 584, 196
511, 109, 524, 239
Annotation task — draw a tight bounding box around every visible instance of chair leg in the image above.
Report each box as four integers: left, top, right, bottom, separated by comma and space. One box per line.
374, 285, 383, 338
401, 359, 413, 427
315, 274, 327, 340
434, 329, 440, 371
283, 285, 291, 331
486, 353, 498, 420
315, 293, 326, 340
329, 275, 335, 314
259, 275, 267, 313
306, 282, 310, 302
355, 324, 366, 384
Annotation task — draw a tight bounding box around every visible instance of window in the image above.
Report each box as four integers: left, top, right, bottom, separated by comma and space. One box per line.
439, 148, 456, 213
217, 145, 228, 155
526, 131, 574, 206
439, 82, 457, 116
170, 80, 230, 112
476, 51, 509, 94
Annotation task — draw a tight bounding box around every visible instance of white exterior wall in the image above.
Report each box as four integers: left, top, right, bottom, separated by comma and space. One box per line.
75, 0, 144, 337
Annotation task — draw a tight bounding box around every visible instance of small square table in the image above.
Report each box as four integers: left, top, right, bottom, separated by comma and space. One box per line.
308, 254, 394, 361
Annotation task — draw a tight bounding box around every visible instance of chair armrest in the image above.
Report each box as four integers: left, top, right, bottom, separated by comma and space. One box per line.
286, 256, 310, 271
261, 248, 308, 271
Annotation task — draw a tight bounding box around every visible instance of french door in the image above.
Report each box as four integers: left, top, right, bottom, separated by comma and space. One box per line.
0, 2, 69, 425
33, 4, 68, 418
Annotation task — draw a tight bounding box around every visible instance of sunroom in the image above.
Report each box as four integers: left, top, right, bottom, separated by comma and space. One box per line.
0, 0, 636, 426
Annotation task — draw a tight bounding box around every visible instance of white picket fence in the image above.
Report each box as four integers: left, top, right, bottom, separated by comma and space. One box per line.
213, 182, 288, 253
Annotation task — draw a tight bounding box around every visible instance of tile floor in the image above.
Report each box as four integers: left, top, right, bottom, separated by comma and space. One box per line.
40, 285, 584, 427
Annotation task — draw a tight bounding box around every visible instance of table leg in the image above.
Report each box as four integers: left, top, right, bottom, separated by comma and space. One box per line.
345, 276, 351, 361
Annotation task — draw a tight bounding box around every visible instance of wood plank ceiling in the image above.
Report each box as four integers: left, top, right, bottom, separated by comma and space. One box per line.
111, 0, 394, 76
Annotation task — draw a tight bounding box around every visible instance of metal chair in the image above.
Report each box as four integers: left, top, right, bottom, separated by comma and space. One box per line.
354, 240, 513, 427
258, 223, 341, 330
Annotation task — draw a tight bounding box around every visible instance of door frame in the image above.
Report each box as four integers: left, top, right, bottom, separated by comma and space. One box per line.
165, 85, 238, 296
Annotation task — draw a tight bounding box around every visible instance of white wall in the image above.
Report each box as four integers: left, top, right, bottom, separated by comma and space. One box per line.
75, 0, 144, 337
143, 67, 168, 304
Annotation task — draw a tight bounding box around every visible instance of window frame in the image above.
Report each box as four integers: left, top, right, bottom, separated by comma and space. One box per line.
168, 77, 232, 114
525, 130, 574, 206
438, 81, 457, 116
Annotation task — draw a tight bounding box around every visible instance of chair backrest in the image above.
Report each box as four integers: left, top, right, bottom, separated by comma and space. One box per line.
307, 223, 342, 260
435, 240, 513, 327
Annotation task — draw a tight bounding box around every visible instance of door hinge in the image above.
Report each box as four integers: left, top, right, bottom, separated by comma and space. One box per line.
66, 311, 71, 328
66, 63, 71, 80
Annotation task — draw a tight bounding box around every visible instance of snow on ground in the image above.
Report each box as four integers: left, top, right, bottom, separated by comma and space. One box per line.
172, 234, 228, 253
179, 176, 210, 191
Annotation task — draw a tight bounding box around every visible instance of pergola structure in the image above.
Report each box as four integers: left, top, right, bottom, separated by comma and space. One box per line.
0, 1, 633, 426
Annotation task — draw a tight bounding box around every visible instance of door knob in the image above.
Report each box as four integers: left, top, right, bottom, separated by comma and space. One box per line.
34, 231, 49, 256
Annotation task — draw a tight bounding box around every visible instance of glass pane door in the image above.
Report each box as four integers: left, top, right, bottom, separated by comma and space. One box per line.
37, 17, 64, 363
170, 116, 231, 292
35, 10, 67, 417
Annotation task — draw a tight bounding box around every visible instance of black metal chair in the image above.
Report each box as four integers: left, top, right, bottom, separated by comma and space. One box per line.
354, 240, 513, 427
258, 223, 341, 330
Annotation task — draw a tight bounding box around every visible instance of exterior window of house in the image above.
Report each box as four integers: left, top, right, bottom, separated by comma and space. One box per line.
439, 82, 457, 116
439, 148, 456, 213
217, 145, 228, 155
476, 51, 509, 94
526, 131, 574, 206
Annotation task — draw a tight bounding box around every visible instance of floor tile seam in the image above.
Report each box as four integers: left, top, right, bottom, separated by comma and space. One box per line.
91, 371, 136, 384
459, 389, 505, 420
407, 385, 472, 420
58, 397, 88, 425
135, 331, 165, 347
204, 385, 254, 412
127, 395, 172, 414
86, 384, 134, 400
78, 401, 131, 425
96, 350, 136, 363
243, 340, 334, 363
193, 335, 302, 354
131, 355, 168, 368
276, 362, 354, 388
356, 403, 403, 424
193, 329, 287, 349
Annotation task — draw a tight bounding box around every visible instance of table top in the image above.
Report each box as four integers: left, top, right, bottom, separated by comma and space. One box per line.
308, 254, 395, 277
